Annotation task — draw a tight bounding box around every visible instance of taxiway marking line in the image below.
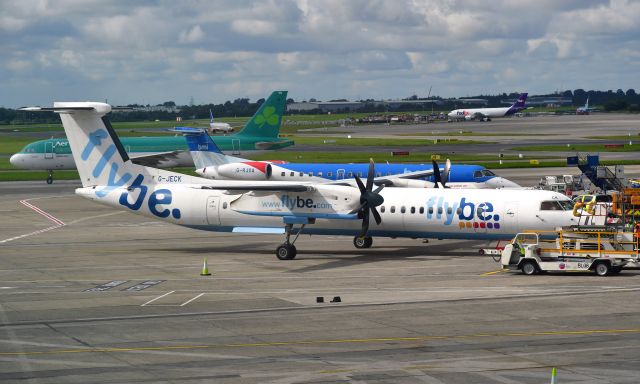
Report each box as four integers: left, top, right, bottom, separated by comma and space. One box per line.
2, 327, 640, 357
1, 199, 66, 244
480, 269, 507, 276
140, 291, 175, 307
180, 293, 205, 307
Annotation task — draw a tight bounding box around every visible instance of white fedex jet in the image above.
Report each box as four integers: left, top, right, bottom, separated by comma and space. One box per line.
448, 93, 528, 122
208, 109, 233, 133
22, 102, 576, 260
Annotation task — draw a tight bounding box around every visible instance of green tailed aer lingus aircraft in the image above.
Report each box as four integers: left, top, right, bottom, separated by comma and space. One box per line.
10, 91, 292, 183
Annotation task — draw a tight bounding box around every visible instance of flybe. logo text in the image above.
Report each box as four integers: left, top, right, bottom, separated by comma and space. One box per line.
82, 128, 181, 220
426, 197, 500, 229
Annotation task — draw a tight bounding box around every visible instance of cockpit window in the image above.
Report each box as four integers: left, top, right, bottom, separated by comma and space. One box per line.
540, 200, 573, 211
481, 170, 495, 177
473, 169, 495, 178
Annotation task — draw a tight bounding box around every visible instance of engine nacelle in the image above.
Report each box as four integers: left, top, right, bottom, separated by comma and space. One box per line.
207, 162, 272, 180
389, 179, 435, 188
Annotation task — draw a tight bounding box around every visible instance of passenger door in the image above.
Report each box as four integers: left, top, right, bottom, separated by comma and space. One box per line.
45, 142, 54, 159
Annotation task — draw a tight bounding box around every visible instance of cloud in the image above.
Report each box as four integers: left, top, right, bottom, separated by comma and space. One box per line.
0, 0, 639, 107
179, 25, 205, 44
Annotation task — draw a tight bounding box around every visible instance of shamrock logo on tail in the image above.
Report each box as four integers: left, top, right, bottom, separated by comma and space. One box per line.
254, 106, 279, 128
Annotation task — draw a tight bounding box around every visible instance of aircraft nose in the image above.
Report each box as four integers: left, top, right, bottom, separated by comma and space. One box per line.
9, 153, 22, 167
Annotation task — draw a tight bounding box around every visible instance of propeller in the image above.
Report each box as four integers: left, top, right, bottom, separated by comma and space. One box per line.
432, 159, 451, 188
353, 159, 385, 238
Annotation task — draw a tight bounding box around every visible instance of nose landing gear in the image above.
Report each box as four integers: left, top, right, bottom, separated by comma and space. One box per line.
46, 170, 54, 184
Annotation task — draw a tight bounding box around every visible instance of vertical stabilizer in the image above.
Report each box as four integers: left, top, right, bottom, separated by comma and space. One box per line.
53, 102, 134, 188
506, 92, 528, 115
182, 128, 230, 168
235, 91, 287, 138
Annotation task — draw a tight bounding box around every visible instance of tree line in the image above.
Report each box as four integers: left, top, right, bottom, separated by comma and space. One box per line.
2, 88, 638, 124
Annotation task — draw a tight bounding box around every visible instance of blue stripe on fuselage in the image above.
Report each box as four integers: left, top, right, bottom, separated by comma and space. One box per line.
276, 163, 489, 183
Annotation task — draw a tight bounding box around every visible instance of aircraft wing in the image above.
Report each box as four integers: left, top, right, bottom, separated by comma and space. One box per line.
198, 183, 314, 192
130, 151, 184, 167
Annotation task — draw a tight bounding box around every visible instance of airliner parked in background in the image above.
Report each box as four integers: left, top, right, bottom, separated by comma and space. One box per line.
21, 101, 576, 260
178, 127, 520, 189
448, 93, 528, 122
208, 109, 234, 133
10, 91, 292, 183
576, 97, 597, 115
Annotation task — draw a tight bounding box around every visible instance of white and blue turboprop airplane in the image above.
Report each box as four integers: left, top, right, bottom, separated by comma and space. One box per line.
175, 126, 520, 189
22, 102, 577, 260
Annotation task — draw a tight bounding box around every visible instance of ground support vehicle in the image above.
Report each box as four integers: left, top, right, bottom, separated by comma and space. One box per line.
500, 228, 639, 276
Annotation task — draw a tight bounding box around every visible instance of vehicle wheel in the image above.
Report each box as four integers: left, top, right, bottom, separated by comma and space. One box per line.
276, 244, 296, 260
46, 176, 53, 184
521, 260, 538, 275
594, 262, 610, 276
353, 236, 373, 249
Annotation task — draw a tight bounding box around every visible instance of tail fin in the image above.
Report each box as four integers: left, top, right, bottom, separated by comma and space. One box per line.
512, 92, 528, 108
585, 97, 589, 109
234, 91, 287, 138
209, 108, 214, 123
34, 103, 134, 189
172, 127, 229, 168
21, 103, 202, 195
506, 92, 527, 115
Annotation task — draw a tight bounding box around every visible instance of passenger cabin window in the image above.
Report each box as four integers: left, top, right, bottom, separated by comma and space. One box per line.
318, 172, 323, 177
327, 172, 333, 177
419, 207, 424, 214
428, 207, 434, 214
401, 206, 406, 213
381, 206, 385, 213
299, 172, 303, 177
410, 207, 416, 214
281, 172, 285, 176
222, 202, 228, 209
390, 206, 396, 213
348, 172, 353, 177
309, 172, 313, 176
376, 172, 382, 177
290, 172, 294, 177
357, 172, 362, 177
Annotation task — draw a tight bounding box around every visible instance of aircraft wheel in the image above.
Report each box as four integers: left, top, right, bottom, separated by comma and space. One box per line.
594, 262, 610, 276
521, 260, 538, 275
353, 236, 373, 249
276, 244, 297, 260
46, 176, 53, 184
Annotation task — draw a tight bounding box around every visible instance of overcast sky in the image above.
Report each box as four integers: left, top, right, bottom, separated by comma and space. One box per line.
1, 0, 639, 107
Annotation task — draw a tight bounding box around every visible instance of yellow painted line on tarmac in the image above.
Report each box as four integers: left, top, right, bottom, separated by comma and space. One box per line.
480, 269, 507, 276
2, 328, 640, 357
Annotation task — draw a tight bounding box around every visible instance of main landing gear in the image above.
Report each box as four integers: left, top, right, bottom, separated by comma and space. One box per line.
46, 170, 54, 184
276, 223, 305, 260
353, 236, 373, 249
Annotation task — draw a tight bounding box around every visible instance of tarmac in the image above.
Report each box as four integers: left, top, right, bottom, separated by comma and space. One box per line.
2, 114, 640, 383
2, 179, 640, 383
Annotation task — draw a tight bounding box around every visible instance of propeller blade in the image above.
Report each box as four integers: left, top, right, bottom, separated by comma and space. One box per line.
443, 158, 451, 187
354, 175, 366, 194
371, 207, 382, 225
373, 184, 385, 194
432, 160, 442, 188
366, 158, 375, 191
